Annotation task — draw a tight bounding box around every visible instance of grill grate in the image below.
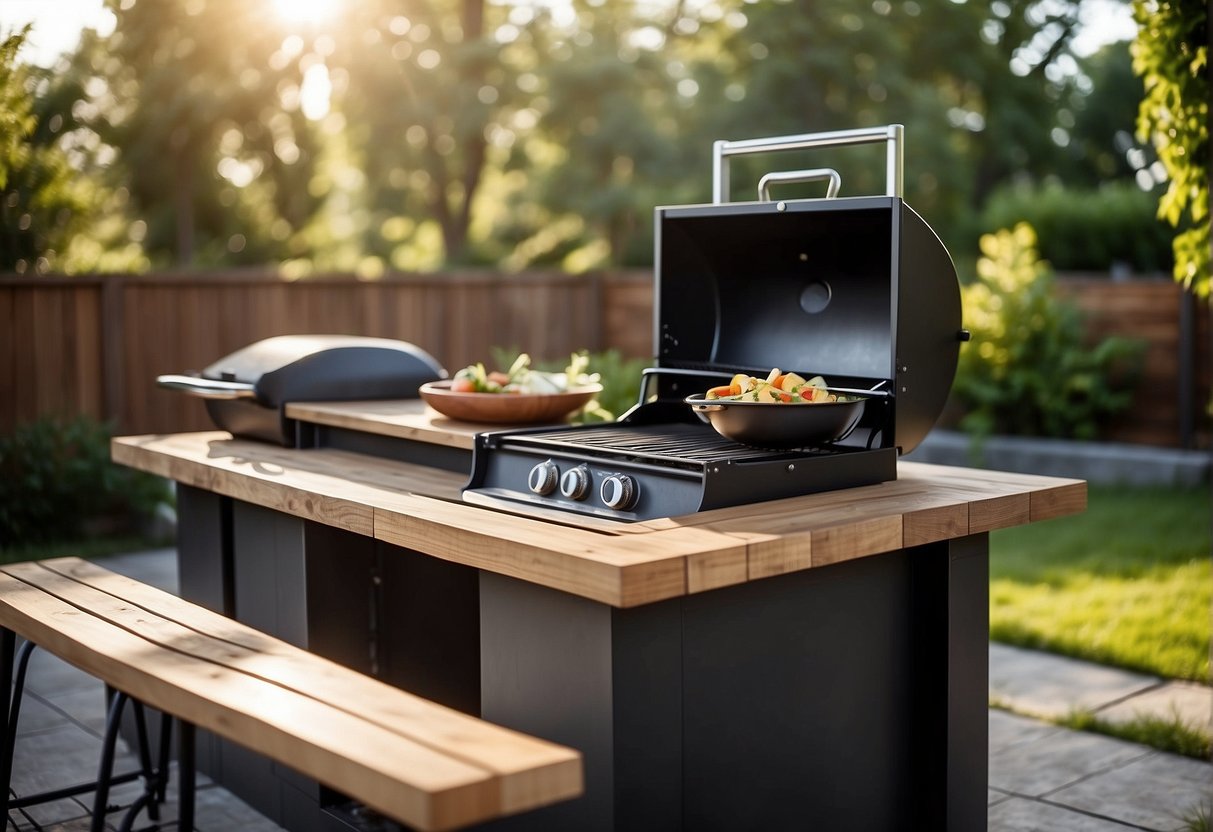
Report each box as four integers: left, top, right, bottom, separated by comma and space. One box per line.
506, 423, 810, 465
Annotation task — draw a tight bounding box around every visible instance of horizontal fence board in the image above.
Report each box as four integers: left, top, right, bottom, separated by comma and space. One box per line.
0, 272, 1207, 448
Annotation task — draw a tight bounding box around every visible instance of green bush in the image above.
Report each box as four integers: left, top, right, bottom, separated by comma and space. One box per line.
977, 181, 1174, 274
491, 347, 648, 423
0, 416, 170, 550
953, 224, 1144, 441
572, 349, 648, 422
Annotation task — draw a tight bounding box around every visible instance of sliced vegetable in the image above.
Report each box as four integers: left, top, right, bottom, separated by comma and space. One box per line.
702, 368, 851, 404
450, 353, 601, 395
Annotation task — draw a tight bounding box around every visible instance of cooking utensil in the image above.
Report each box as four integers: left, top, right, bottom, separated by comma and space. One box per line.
685, 393, 867, 449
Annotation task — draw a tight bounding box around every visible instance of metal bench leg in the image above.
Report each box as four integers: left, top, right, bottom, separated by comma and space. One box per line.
0, 629, 15, 828
155, 710, 172, 804
1, 637, 37, 830
90, 690, 130, 832
114, 700, 164, 832
179, 720, 196, 832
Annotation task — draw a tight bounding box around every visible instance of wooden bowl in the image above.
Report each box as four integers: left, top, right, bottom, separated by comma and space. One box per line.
419, 380, 603, 424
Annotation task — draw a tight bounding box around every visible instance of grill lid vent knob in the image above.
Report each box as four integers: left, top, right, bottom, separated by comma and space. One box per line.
528, 460, 560, 496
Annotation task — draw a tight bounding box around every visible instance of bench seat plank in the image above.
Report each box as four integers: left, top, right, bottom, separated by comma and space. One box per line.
0, 559, 582, 831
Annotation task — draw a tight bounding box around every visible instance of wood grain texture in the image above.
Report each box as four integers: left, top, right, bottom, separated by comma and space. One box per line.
114, 432, 1088, 607
285, 400, 480, 450
0, 559, 582, 830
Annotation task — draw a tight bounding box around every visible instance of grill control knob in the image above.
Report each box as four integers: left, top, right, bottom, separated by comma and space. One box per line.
527, 460, 559, 496
600, 474, 639, 511
560, 466, 591, 500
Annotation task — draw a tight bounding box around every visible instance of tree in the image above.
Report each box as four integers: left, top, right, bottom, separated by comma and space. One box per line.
1131, 0, 1209, 294
98, 0, 324, 267
330, 0, 519, 267
0, 27, 140, 274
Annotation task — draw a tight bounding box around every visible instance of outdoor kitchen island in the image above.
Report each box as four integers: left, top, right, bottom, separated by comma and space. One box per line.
113, 400, 1086, 832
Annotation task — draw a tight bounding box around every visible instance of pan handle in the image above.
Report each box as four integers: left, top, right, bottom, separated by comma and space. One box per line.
757, 168, 841, 202
713, 124, 903, 203
156, 374, 258, 400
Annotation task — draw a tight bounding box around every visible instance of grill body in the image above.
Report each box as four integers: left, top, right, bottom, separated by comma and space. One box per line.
465, 126, 964, 521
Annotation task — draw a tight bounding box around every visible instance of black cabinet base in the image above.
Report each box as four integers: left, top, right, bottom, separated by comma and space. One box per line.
479, 535, 989, 832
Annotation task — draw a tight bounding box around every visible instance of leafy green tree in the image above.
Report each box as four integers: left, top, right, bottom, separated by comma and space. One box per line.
1131, 0, 1209, 294
330, 0, 522, 268
0, 27, 141, 274
98, 0, 325, 267
1066, 42, 1153, 184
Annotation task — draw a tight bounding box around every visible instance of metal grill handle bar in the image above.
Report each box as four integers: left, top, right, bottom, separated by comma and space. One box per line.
713, 124, 904, 203
757, 168, 841, 202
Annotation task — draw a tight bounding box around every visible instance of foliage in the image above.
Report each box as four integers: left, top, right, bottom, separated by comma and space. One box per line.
1178, 802, 1212, 832
989, 483, 1211, 682
0, 416, 170, 550
3, 0, 1147, 274
493, 347, 647, 423
0, 27, 34, 191
572, 349, 647, 422
1131, 0, 1209, 294
977, 180, 1173, 273
0, 28, 142, 274
95, 0, 327, 268
952, 223, 1143, 440
1064, 42, 1157, 186
1057, 710, 1210, 760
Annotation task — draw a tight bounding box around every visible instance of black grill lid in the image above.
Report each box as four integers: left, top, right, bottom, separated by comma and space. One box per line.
654, 196, 961, 455
159, 334, 445, 445
201, 334, 445, 406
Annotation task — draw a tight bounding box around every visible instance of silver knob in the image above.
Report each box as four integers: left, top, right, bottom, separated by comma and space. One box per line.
527, 460, 559, 496
600, 474, 638, 511
559, 466, 591, 500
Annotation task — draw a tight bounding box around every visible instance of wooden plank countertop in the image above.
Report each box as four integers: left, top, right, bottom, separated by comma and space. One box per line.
113, 419, 1085, 608
286, 399, 505, 450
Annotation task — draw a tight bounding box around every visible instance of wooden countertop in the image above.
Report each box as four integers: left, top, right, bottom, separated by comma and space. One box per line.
286, 400, 483, 450
114, 413, 1085, 608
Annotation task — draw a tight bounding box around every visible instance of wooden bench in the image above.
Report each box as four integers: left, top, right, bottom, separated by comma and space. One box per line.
0, 557, 583, 831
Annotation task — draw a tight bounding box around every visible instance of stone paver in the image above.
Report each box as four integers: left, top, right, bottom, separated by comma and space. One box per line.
988, 797, 1145, 831
988, 711, 1153, 796
1049, 749, 1213, 831
42, 686, 111, 737
1098, 680, 1213, 735
22, 650, 98, 699
989, 642, 1161, 719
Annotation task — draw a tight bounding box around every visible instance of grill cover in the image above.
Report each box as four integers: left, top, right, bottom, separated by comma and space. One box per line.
654, 195, 962, 455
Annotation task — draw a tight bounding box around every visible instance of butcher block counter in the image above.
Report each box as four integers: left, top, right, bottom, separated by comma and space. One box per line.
113, 399, 1085, 832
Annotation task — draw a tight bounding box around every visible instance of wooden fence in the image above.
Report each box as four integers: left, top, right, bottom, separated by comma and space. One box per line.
1, 271, 1207, 447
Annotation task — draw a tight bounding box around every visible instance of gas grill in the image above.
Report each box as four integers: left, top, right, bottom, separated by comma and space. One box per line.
465, 125, 968, 522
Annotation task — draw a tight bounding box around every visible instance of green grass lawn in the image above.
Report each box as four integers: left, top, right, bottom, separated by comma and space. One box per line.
989, 484, 1211, 683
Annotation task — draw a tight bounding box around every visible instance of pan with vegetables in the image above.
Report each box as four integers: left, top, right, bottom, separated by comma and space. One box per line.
685, 368, 880, 449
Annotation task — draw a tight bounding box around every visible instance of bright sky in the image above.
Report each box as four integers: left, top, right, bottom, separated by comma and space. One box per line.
1, 0, 1139, 68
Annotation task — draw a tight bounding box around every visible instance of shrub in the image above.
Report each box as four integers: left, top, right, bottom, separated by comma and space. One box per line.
0, 416, 170, 550
977, 181, 1174, 274
952, 223, 1144, 441
493, 347, 647, 423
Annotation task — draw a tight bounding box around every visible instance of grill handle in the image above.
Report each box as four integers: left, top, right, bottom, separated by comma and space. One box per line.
757, 168, 841, 202
156, 374, 258, 400
713, 124, 903, 203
